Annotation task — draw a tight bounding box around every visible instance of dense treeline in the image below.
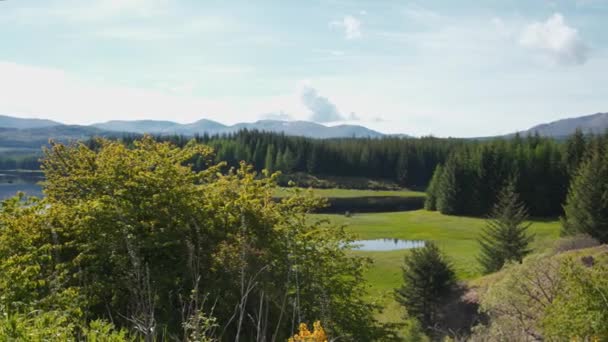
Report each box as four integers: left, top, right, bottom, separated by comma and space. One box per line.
5, 129, 608, 218
145, 130, 606, 217
0, 154, 41, 170
115, 131, 463, 189
426, 131, 608, 217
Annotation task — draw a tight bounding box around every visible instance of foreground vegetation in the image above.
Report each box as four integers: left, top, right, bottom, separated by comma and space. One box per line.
471, 240, 608, 340
0, 137, 395, 341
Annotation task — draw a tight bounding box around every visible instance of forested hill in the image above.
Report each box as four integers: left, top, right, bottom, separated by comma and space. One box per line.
2, 128, 607, 217
140, 129, 605, 217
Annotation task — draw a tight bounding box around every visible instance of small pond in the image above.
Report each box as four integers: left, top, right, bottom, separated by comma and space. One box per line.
353, 239, 425, 251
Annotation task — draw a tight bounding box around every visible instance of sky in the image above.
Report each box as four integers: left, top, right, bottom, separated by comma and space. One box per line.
0, 0, 607, 137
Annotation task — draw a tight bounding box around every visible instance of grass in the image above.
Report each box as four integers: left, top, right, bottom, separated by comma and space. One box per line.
310, 210, 562, 327
274, 187, 426, 198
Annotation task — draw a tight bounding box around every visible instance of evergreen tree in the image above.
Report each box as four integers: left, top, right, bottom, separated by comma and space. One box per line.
478, 182, 533, 274
563, 129, 587, 176
561, 150, 608, 242
396, 151, 409, 186
307, 146, 318, 174
264, 144, 275, 172
281, 146, 296, 172
395, 242, 457, 332
436, 157, 459, 215
424, 164, 443, 211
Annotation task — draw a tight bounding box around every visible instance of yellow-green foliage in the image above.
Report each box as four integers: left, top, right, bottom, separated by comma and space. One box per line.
288, 321, 328, 342
542, 254, 608, 339
473, 242, 608, 341
0, 310, 129, 341
0, 137, 389, 340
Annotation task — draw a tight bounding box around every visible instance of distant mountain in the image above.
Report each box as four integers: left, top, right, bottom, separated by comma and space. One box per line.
170, 119, 228, 135
0, 115, 61, 130
0, 125, 124, 148
92, 120, 179, 134
92, 119, 384, 138
520, 112, 608, 137
226, 120, 384, 138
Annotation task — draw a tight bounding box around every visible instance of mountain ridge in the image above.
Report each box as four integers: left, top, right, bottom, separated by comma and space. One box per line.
0, 115, 62, 130
518, 112, 608, 137
1, 112, 607, 141
91, 118, 384, 138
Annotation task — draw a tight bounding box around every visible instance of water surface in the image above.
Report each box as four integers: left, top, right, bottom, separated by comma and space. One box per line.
0, 171, 43, 200
353, 239, 425, 251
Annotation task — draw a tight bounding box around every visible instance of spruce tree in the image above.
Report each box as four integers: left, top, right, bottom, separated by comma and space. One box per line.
478, 182, 533, 274
306, 147, 318, 174
425, 164, 443, 211
395, 242, 457, 332
564, 129, 587, 176
561, 150, 608, 242
264, 144, 275, 172
281, 146, 296, 173
396, 151, 409, 186
436, 158, 459, 215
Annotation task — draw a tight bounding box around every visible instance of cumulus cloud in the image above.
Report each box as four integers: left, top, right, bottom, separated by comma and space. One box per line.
330, 15, 362, 40
519, 13, 589, 65
300, 86, 345, 123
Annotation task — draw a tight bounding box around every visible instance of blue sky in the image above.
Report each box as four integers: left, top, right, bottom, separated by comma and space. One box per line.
0, 0, 606, 137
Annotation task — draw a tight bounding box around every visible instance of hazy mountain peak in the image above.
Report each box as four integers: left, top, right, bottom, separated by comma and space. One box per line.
523, 112, 608, 137
0, 115, 62, 129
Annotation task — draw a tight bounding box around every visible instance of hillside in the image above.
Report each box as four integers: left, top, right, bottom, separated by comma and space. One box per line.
520, 112, 608, 137
0, 125, 126, 148
0, 115, 61, 129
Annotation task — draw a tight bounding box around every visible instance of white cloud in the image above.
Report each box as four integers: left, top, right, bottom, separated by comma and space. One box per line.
299, 85, 345, 123
520, 13, 589, 65
330, 15, 362, 40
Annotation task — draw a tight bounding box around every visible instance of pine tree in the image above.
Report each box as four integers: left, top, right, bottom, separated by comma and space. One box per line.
561, 150, 608, 242
264, 144, 275, 172
424, 164, 443, 211
396, 151, 409, 186
395, 242, 457, 332
307, 147, 318, 174
436, 157, 459, 215
563, 129, 587, 176
478, 182, 533, 274
281, 147, 296, 173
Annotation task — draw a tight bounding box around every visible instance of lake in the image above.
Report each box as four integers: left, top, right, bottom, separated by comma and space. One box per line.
353, 239, 425, 251
0, 170, 44, 200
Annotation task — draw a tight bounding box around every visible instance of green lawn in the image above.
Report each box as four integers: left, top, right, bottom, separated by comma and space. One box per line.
310, 210, 561, 327
274, 187, 425, 198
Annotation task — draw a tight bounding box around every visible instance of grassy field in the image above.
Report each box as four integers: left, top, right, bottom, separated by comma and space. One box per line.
274, 187, 426, 198
310, 210, 562, 327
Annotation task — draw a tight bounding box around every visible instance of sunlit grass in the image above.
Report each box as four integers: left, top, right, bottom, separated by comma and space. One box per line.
310, 210, 562, 329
